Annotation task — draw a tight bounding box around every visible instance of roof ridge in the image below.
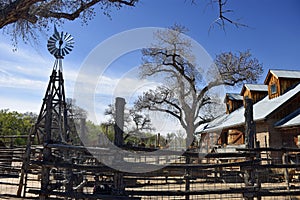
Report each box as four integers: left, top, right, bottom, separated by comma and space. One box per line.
245, 83, 266, 85
271, 69, 300, 72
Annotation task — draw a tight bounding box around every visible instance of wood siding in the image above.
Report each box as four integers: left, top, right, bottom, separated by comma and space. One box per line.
242, 89, 268, 104
226, 99, 243, 114
267, 92, 300, 159
267, 74, 300, 99
267, 75, 280, 99
279, 78, 300, 95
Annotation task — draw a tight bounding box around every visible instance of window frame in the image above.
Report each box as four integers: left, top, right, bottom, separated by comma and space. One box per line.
270, 83, 277, 94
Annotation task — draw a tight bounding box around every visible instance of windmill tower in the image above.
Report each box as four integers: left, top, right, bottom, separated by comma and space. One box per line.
17, 27, 74, 198
38, 26, 74, 145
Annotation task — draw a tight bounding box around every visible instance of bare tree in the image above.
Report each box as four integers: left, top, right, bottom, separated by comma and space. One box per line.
134, 25, 263, 149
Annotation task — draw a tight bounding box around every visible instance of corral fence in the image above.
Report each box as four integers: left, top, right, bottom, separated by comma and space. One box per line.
0, 135, 299, 200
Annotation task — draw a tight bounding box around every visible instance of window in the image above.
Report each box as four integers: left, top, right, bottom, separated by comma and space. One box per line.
226, 103, 231, 112
271, 84, 277, 94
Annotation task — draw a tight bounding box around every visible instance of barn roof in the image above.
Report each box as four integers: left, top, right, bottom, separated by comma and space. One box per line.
224, 93, 243, 102
240, 84, 268, 95
275, 108, 300, 128
264, 69, 300, 84
197, 83, 300, 134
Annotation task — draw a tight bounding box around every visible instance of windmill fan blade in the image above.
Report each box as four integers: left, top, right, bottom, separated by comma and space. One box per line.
48, 37, 56, 43
64, 33, 70, 40
65, 46, 73, 52
61, 49, 66, 57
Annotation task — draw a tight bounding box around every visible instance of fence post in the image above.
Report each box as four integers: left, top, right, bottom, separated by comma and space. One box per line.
282, 151, 291, 191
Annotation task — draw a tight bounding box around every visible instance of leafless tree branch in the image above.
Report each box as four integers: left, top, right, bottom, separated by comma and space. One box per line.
208, 0, 248, 32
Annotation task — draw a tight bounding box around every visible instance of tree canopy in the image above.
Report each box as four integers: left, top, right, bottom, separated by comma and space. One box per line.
0, 0, 245, 44
0, 109, 37, 145
0, 0, 138, 43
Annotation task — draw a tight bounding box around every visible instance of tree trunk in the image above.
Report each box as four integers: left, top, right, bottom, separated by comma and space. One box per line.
244, 97, 255, 149
243, 97, 258, 200
184, 123, 195, 200
114, 97, 125, 147
113, 97, 125, 195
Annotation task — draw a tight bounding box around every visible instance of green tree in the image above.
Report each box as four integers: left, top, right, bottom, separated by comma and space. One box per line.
85, 120, 102, 144
0, 109, 36, 146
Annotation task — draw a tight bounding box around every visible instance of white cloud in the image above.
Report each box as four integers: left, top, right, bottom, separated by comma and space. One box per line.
0, 42, 48, 65
0, 94, 42, 113
0, 73, 46, 90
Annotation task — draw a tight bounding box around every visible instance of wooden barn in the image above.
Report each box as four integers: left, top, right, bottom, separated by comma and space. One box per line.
198, 69, 300, 162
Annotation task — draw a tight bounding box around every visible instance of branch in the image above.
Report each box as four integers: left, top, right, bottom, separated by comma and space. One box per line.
0, 0, 41, 28
148, 106, 181, 121
41, 1, 100, 20
197, 79, 222, 102
143, 48, 197, 92
209, 0, 248, 32
135, 87, 183, 121
0, 0, 138, 29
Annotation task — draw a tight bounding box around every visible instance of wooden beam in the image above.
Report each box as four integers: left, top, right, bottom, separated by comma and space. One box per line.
28, 189, 141, 200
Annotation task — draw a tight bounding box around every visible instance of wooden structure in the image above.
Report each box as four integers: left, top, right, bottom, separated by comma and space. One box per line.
240, 84, 268, 104
199, 69, 300, 164
17, 34, 77, 198
265, 69, 300, 99
224, 93, 243, 114
1, 142, 300, 199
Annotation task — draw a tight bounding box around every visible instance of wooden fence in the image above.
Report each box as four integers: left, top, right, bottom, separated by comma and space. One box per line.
0, 136, 299, 200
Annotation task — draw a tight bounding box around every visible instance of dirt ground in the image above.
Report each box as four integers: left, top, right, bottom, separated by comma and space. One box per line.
1, 176, 300, 200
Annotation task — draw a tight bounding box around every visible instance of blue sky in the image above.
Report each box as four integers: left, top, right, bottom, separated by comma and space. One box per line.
0, 0, 299, 129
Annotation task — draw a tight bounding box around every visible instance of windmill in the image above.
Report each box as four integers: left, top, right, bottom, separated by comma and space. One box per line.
17, 26, 75, 198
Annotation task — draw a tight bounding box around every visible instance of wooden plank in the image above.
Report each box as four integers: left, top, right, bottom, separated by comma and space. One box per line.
126, 187, 300, 197
28, 189, 141, 200
237, 147, 300, 152
30, 158, 261, 172
0, 173, 19, 178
